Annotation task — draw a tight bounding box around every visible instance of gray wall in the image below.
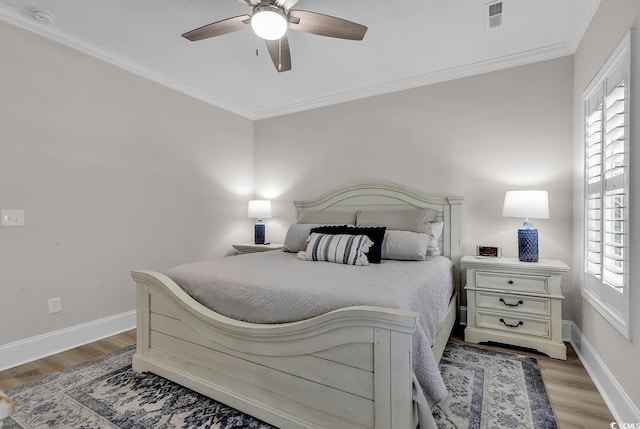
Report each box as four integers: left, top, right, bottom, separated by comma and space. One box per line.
254, 56, 575, 316
0, 21, 255, 344
572, 0, 640, 410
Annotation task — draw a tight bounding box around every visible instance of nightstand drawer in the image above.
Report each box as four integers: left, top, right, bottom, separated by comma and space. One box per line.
476, 310, 550, 338
476, 271, 549, 294
475, 291, 551, 317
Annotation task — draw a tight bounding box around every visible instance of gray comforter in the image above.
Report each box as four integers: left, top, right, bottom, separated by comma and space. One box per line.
166, 250, 452, 420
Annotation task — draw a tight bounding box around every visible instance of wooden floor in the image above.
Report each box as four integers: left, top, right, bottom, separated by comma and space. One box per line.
0, 329, 614, 429
0, 330, 136, 391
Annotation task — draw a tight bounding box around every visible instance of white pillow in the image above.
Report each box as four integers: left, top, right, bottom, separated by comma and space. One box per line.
297, 233, 372, 266
426, 221, 444, 256
382, 230, 429, 260
425, 221, 444, 238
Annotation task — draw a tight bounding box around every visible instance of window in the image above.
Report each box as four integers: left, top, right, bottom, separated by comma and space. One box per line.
582, 31, 631, 339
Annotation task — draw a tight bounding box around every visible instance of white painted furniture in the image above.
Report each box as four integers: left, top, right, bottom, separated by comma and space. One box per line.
232, 242, 283, 254
462, 255, 569, 360
131, 183, 463, 429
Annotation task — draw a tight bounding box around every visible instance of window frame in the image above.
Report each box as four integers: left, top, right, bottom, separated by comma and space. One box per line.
581, 30, 632, 340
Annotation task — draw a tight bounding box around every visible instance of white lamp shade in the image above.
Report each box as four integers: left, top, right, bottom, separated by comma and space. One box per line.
251, 6, 287, 40
502, 190, 549, 219
248, 200, 272, 219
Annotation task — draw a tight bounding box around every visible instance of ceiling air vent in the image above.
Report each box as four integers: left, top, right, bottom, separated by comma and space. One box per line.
485, 1, 503, 29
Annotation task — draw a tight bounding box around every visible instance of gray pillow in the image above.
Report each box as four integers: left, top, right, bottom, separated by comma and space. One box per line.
297, 210, 356, 225
381, 222, 445, 259
283, 223, 322, 252
382, 230, 429, 261
356, 208, 438, 233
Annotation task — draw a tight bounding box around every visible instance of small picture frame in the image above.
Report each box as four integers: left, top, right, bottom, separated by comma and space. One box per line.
476, 245, 502, 258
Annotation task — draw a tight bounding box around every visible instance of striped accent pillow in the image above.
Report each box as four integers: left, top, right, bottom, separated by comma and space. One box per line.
297, 233, 373, 266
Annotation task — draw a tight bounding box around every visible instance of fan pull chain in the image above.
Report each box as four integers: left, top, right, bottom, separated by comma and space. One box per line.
256, 36, 259, 56
278, 38, 282, 71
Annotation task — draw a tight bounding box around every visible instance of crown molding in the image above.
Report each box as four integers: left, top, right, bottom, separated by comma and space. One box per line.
2, 1, 598, 121
0, 5, 256, 120
566, 0, 601, 53
254, 1, 599, 119
254, 42, 574, 120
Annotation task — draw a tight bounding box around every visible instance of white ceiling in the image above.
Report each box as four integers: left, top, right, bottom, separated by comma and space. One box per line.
0, 0, 599, 119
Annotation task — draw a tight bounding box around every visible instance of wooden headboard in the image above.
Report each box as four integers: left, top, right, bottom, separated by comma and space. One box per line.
294, 182, 463, 265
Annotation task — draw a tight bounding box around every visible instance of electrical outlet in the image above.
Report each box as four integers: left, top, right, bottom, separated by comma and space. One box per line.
48, 297, 62, 314
1, 210, 25, 226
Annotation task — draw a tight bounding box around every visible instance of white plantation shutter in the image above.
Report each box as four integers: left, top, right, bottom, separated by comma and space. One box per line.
603, 76, 627, 291
582, 31, 631, 339
585, 90, 603, 278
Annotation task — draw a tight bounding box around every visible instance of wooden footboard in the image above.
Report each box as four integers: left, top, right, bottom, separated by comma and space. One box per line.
132, 270, 425, 429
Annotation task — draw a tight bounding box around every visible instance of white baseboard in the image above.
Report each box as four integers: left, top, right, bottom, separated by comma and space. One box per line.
0, 310, 136, 371
562, 319, 573, 342
563, 320, 640, 423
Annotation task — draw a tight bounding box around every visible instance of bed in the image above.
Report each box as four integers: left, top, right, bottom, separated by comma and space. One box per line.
131, 183, 463, 429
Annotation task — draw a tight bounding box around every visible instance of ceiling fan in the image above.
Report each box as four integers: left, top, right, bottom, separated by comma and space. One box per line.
182, 0, 368, 73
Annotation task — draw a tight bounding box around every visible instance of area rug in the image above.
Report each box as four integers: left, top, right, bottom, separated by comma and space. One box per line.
4, 342, 558, 429
434, 342, 558, 429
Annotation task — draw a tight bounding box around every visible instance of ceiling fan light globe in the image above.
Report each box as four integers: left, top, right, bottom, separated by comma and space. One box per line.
251, 6, 287, 40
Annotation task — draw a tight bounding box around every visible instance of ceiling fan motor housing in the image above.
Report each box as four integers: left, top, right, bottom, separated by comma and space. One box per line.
251, 4, 288, 40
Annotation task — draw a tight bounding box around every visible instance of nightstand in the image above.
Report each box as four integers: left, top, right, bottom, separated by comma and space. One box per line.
461, 255, 570, 360
232, 243, 283, 255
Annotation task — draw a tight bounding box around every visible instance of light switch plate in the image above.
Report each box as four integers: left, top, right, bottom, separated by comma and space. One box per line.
1, 210, 25, 226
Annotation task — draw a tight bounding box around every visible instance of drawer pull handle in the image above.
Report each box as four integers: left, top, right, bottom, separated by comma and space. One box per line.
500, 298, 524, 307
499, 318, 524, 328
507, 280, 514, 285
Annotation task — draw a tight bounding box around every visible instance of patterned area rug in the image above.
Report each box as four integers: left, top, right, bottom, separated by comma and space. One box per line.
5, 342, 558, 429
434, 342, 558, 429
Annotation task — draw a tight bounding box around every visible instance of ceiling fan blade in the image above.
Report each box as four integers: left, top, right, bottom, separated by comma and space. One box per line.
265, 36, 292, 72
277, 0, 299, 11
182, 15, 251, 41
288, 10, 367, 40
237, 0, 259, 5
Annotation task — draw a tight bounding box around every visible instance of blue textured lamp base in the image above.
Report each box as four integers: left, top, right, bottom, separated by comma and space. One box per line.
518, 228, 539, 262
254, 220, 265, 245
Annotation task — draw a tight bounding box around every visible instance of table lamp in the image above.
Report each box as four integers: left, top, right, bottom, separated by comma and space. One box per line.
502, 190, 549, 262
248, 200, 272, 245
